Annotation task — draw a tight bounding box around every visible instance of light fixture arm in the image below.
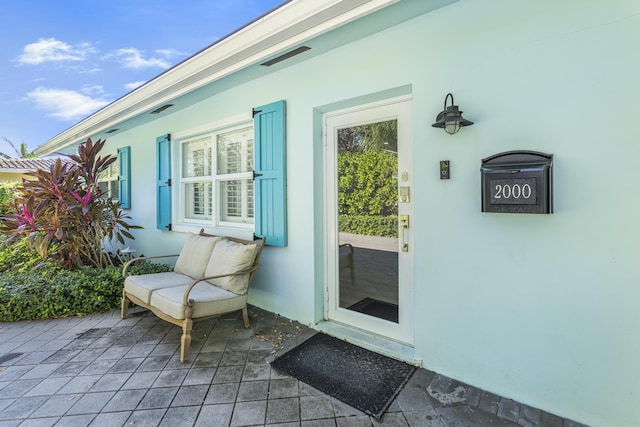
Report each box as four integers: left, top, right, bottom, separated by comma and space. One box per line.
444, 93, 454, 111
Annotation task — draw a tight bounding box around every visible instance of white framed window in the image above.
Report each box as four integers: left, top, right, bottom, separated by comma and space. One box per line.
98, 160, 119, 200
178, 123, 254, 230
159, 100, 285, 245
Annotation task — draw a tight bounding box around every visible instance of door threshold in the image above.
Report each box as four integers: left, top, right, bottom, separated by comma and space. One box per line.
315, 320, 421, 366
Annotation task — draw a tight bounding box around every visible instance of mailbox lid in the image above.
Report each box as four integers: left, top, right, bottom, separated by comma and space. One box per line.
481, 150, 552, 170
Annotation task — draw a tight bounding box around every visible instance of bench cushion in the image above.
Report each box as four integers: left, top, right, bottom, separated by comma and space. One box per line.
174, 233, 222, 279
204, 239, 258, 295
124, 272, 194, 304
149, 282, 247, 320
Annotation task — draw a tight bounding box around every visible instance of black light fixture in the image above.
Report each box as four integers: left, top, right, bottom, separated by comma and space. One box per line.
432, 93, 473, 135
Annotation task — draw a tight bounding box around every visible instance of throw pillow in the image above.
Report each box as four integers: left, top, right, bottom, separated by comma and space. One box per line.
174, 233, 221, 279
205, 239, 257, 294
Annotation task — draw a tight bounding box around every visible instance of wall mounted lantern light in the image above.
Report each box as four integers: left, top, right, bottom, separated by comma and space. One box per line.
431, 93, 473, 135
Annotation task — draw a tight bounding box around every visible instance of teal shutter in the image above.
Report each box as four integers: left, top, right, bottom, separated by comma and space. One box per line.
156, 134, 172, 230
117, 146, 131, 209
253, 100, 286, 247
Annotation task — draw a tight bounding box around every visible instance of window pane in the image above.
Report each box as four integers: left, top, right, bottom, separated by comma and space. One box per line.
110, 161, 118, 178
98, 182, 109, 197
183, 136, 212, 178
217, 127, 253, 175
110, 181, 119, 200
184, 182, 212, 220
99, 162, 118, 180
220, 179, 254, 224
247, 180, 254, 219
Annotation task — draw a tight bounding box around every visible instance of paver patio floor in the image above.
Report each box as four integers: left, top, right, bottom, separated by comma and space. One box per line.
0, 306, 587, 426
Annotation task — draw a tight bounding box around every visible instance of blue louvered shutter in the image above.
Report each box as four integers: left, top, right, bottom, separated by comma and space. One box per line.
156, 134, 172, 230
253, 100, 286, 246
117, 146, 131, 209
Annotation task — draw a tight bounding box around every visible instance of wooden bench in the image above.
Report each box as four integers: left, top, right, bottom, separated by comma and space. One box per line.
121, 230, 265, 362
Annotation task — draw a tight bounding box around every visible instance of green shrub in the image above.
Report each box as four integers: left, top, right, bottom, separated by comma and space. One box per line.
338, 151, 397, 217
0, 260, 172, 322
0, 237, 59, 273
337, 151, 398, 236
339, 215, 397, 237
0, 182, 19, 216
0, 230, 172, 321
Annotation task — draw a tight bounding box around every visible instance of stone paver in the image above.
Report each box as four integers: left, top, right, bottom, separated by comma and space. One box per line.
0, 306, 589, 427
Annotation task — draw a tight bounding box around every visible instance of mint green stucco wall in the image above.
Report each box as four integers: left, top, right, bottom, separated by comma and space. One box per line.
81, 1, 639, 425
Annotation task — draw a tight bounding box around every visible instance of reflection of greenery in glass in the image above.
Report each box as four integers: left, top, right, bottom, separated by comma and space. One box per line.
338, 120, 397, 154
338, 121, 398, 237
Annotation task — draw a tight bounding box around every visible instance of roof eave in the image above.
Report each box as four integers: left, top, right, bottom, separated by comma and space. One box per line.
35, 0, 398, 156
0, 168, 34, 174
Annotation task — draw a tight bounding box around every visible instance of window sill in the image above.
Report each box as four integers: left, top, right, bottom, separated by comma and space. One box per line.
171, 224, 254, 241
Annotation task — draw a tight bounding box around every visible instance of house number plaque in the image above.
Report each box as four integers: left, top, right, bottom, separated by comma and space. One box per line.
481, 151, 553, 214
489, 178, 537, 205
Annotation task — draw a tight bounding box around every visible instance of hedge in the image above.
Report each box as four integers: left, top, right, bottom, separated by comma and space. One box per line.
0, 261, 172, 322
339, 215, 397, 238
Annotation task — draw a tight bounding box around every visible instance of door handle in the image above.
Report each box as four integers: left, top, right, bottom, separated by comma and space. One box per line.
400, 215, 409, 252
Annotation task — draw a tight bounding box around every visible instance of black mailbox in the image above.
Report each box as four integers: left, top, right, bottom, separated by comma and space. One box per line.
481, 151, 553, 214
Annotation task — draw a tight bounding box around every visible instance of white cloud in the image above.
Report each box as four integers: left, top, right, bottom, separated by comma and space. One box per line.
124, 81, 147, 91
18, 38, 96, 65
155, 48, 184, 59
113, 47, 171, 69
81, 85, 105, 96
26, 87, 110, 121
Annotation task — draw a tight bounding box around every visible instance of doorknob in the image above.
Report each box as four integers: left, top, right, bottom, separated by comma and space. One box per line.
400, 215, 409, 252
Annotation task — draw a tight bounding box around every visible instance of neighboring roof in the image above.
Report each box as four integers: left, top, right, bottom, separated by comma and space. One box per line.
35, 0, 457, 156
0, 158, 59, 173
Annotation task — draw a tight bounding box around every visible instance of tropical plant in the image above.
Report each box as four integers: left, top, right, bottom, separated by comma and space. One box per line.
0, 137, 36, 159
0, 138, 142, 270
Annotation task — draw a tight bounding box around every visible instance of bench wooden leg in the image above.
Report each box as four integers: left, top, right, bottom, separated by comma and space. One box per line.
181, 318, 193, 363
242, 306, 250, 328
121, 291, 130, 319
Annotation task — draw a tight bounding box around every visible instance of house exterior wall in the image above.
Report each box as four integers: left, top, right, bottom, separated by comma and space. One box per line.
0, 172, 23, 182
67, 1, 638, 425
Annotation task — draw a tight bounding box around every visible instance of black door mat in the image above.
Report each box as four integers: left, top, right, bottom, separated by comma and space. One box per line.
270, 332, 416, 420
347, 298, 398, 323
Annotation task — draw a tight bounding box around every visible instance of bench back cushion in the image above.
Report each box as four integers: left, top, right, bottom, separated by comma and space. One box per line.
205, 239, 258, 295
174, 234, 222, 279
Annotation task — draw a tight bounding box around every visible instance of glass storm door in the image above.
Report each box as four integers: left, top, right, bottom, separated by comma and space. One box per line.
324, 98, 414, 345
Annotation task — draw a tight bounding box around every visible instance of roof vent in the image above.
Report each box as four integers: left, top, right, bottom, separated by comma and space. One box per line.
261, 46, 311, 67
150, 104, 174, 114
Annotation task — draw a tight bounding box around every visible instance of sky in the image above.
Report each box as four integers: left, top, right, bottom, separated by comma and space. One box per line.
0, 0, 284, 156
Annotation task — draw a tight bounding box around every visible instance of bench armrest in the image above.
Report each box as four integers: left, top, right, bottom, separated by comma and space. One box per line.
122, 254, 180, 278
182, 263, 261, 305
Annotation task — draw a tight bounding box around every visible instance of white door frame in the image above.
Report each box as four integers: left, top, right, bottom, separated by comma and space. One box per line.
323, 96, 414, 345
